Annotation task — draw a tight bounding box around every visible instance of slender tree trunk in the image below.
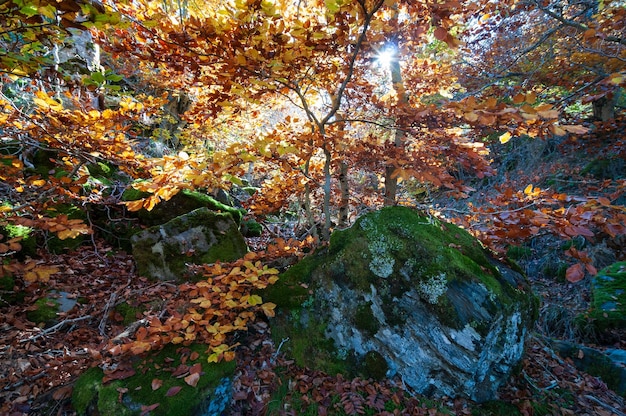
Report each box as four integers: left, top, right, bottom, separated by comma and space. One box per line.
338, 160, 349, 227
383, 54, 409, 206
303, 156, 318, 238
322, 143, 332, 241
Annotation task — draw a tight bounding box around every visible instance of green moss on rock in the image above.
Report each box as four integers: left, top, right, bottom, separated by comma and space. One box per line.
131, 208, 248, 281
264, 206, 536, 400
134, 189, 245, 226
72, 343, 236, 416
27, 297, 60, 327
354, 302, 379, 336
587, 261, 626, 332
363, 350, 388, 380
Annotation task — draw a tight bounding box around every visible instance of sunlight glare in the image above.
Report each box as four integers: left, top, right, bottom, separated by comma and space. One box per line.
376, 46, 396, 67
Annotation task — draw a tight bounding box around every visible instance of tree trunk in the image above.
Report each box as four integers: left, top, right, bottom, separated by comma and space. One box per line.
322, 144, 332, 241
592, 93, 617, 121
338, 160, 349, 227
383, 54, 409, 206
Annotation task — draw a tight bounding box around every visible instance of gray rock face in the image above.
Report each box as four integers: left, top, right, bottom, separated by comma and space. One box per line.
131, 208, 247, 281
266, 206, 537, 402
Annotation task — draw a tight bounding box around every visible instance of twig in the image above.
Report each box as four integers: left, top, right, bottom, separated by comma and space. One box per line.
99, 292, 117, 337
271, 337, 289, 363
21, 315, 92, 343
584, 394, 626, 416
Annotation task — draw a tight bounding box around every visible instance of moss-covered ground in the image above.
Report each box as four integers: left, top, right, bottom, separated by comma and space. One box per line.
72, 343, 236, 416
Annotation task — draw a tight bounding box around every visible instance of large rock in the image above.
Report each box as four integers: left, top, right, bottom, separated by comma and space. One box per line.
123, 188, 245, 227
131, 208, 248, 281
265, 206, 537, 402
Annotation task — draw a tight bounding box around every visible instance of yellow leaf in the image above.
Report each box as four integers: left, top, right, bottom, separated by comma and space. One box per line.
608, 73, 624, 85
24, 271, 38, 283
144, 195, 159, 211
261, 302, 276, 318
523, 184, 534, 195
248, 294, 263, 306
58, 229, 81, 240
123, 199, 145, 211
499, 132, 512, 144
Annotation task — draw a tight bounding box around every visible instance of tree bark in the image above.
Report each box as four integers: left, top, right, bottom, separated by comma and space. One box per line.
383, 53, 409, 205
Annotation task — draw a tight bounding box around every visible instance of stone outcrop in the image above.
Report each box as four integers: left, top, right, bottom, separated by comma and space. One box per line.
265, 206, 538, 402
131, 208, 247, 281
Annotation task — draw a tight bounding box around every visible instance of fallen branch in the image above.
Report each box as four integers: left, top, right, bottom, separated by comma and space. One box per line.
20, 315, 92, 343
584, 394, 625, 416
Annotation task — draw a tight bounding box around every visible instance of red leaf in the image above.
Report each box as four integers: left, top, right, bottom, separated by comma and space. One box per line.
166, 386, 183, 397
566, 263, 585, 283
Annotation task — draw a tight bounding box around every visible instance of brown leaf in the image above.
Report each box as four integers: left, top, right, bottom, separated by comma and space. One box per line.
565, 263, 585, 283
166, 386, 182, 397
151, 379, 163, 390
184, 372, 200, 387
140, 403, 160, 416
52, 385, 73, 401
171, 364, 189, 378
433, 27, 448, 41
189, 363, 202, 374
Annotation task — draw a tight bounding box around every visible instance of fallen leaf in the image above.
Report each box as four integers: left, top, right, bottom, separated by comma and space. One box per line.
565, 263, 585, 283
151, 379, 163, 391
184, 372, 200, 387
166, 386, 182, 397
140, 403, 160, 416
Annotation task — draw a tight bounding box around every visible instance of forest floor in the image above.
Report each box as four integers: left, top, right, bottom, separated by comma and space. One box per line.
1, 119, 625, 415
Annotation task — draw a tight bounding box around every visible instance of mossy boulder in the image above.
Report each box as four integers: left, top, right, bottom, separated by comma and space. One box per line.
131, 208, 248, 281
587, 262, 626, 332
126, 189, 245, 227
72, 343, 236, 416
265, 206, 537, 402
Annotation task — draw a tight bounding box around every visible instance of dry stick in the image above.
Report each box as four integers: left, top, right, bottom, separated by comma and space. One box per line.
21, 315, 92, 343
98, 292, 117, 336
584, 394, 626, 416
